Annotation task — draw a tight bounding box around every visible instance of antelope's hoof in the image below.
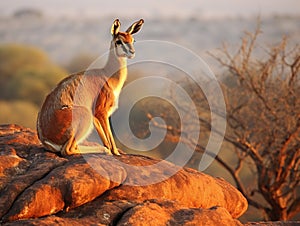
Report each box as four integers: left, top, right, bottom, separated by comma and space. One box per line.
114, 149, 126, 155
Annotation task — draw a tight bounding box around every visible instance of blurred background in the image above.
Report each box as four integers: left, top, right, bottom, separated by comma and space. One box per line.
0, 0, 299, 128
0, 0, 299, 222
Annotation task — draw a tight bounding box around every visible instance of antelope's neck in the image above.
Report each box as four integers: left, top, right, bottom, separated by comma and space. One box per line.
104, 42, 128, 96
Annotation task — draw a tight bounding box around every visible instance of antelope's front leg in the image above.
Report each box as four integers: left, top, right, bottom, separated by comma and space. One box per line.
104, 116, 120, 155
97, 115, 120, 156
93, 117, 113, 155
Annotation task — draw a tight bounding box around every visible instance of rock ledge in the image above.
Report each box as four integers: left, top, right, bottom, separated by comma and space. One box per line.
0, 124, 247, 225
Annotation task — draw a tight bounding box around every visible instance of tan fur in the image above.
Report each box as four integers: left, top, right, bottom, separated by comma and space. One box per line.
118, 32, 134, 43
37, 19, 144, 155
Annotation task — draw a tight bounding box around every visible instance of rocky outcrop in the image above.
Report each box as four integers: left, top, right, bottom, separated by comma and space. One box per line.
0, 124, 248, 225
245, 222, 300, 226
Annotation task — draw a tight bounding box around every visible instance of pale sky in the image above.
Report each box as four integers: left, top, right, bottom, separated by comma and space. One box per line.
0, 0, 299, 18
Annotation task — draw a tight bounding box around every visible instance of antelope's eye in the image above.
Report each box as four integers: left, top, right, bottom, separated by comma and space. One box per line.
116, 40, 122, 45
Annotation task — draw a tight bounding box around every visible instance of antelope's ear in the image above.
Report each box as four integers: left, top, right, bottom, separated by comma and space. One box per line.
111, 19, 121, 36
126, 19, 144, 35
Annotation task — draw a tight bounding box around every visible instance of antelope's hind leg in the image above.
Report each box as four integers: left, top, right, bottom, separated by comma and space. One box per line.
61, 106, 112, 155
61, 132, 79, 155
60, 106, 92, 155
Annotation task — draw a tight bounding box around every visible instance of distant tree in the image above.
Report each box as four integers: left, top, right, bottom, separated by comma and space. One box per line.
13, 8, 43, 19
0, 100, 39, 129
146, 28, 300, 220
0, 44, 67, 106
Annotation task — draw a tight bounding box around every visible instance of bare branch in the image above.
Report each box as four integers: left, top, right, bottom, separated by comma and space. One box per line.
142, 24, 300, 221
287, 197, 300, 219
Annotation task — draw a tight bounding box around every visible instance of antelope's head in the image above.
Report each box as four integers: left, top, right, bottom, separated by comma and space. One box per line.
111, 19, 144, 59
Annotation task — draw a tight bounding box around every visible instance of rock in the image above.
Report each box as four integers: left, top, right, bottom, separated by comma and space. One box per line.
0, 124, 248, 225
245, 222, 300, 226
3, 154, 127, 221
104, 155, 247, 219
118, 200, 243, 226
